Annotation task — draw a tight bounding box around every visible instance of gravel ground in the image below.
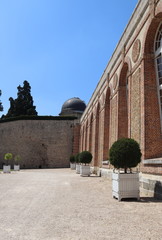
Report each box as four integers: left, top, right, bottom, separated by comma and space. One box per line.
0, 169, 161, 240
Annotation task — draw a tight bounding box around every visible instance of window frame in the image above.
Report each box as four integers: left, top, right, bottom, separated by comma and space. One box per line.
155, 23, 162, 127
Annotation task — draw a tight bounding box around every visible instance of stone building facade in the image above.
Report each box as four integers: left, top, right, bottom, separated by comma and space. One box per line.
79, 0, 162, 198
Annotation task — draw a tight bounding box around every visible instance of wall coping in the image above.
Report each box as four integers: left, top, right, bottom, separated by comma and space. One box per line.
0, 115, 77, 123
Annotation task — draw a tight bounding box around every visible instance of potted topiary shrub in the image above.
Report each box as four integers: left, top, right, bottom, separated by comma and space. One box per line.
70, 155, 76, 170
109, 138, 142, 201
14, 155, 21, 171
75, 153, 81, 174
3, 153, 13, 173
79, 151, 93, 177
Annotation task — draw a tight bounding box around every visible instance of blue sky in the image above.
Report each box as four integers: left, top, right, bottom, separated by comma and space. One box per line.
0, 0, 138, 116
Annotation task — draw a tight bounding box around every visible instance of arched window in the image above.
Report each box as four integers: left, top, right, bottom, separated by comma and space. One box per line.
155, 24, 162, 113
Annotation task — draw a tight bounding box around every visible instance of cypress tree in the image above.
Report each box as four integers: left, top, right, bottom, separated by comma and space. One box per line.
0, 90, 3, 112
5, 80, 37, 118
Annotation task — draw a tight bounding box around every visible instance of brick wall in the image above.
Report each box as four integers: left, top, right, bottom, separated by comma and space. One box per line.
130, 68, 141, 143
72, 122, 80, 155
79, 0, 162, 175
110, 95, 118, 146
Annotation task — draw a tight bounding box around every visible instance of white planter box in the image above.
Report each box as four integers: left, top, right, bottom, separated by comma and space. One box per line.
112, 172, 140, 201
70, 163, 76, 170
80, 165, 91, 177
76, 164, 80, 174
3, 165, 11, 173
14, 165, 20, 171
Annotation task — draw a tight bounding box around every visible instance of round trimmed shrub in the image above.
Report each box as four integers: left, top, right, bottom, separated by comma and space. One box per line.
4, 153, 13, 165
75, 153, 80, 164
109, 138, 142, 173
14, 155, 21, 165
4, 153, 13, 160
79, 151, 93, 165
70, 155, 75, 163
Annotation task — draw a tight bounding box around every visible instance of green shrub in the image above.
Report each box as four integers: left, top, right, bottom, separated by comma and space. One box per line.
109, 138, 142, 173
79, 151, 93, 165
14, 155, 21, 165
4, 153, 13, 165
75, 153, 80, 164
4, 153, 13, 160
70, 155, 75, 163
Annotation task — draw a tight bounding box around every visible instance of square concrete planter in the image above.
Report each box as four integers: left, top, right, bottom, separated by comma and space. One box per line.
3, 165, 11, 173
14, 165, 20, 171
70, 163, 76, 170
76, 164, 80, 174
80, 165, 91, 177
112, 172, 140, 201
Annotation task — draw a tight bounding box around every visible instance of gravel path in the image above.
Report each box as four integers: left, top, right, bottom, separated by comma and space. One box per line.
0, 169, 161, 240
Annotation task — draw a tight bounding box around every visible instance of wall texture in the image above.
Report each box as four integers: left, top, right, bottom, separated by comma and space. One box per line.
0, 119, 75, 168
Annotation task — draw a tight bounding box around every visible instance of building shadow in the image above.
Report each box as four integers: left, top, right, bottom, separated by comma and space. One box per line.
139, 197, 162, 203
120, 196, 162, 203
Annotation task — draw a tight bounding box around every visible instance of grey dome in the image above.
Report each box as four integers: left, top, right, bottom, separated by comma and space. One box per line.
61, 97, 86, 112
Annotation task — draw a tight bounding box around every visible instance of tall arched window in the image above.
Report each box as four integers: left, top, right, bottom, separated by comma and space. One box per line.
155, 24, 162, 114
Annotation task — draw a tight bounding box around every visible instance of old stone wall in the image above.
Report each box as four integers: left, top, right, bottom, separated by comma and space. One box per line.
0, 119, 74, 168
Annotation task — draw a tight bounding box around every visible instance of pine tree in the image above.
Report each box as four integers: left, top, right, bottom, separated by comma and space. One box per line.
5, 80, 37, 118
0, 90, 3, 112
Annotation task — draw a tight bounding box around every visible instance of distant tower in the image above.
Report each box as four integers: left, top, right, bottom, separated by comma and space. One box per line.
59, 97, 86, 119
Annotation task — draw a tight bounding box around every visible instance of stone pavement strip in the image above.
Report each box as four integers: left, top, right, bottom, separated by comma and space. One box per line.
0, 169, 161, 240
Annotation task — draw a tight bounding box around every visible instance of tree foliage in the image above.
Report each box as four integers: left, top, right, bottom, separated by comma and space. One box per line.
70, 155, 75, 163
4, 153, 13, 165
4, 153, 13, 160
0, 90, 3, 112
109, 138, 142, 173
4, 80, 37, 118
79, 151, 93, 165
75, 153, 80, 164
14, 155, 21, 164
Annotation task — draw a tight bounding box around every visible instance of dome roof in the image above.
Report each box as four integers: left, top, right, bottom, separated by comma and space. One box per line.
61, 97, 86, 112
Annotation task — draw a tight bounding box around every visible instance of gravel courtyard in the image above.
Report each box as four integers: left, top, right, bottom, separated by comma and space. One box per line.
0, 169, 161, 240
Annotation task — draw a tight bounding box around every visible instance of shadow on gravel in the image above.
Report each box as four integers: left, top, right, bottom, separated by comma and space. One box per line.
139, 197, 162, 203
118, 197, 162, 203
90, 175, 101, 178
117, 198, 139, 202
